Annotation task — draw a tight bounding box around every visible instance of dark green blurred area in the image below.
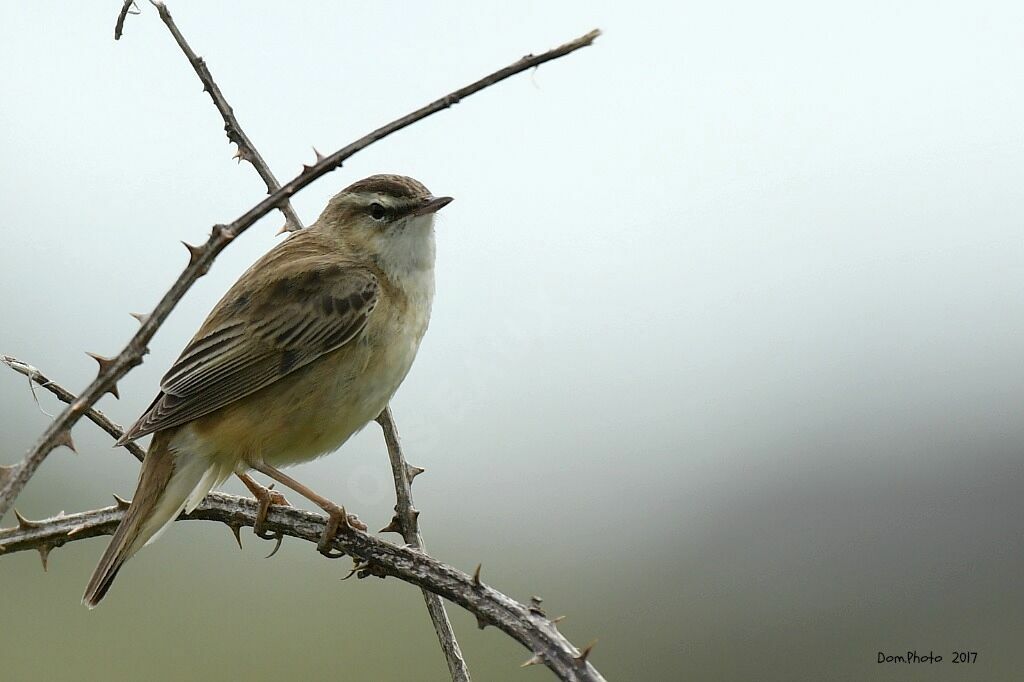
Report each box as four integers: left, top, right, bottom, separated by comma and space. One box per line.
4, 1, 1024, 680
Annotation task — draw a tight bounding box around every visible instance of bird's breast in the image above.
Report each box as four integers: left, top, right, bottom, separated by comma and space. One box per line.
183, 273, 433, 470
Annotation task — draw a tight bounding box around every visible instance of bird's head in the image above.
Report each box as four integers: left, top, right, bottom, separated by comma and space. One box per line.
319, 174, 452, 275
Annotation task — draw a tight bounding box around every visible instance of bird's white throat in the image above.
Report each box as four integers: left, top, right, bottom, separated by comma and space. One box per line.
374, 214, 437, 296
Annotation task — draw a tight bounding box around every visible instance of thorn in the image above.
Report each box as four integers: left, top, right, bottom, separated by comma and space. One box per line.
112, 494, 131, 510
520, 654, 544, 668
84, 351, 125, 396
475, 614, 488, 630
38, 544, 53, 572
411, 508, 420, 521
54, 429, 77, 453
312, 146, 326, 163
129, 311, 150, 325
228, 523, 243, 550
378, 515, 403, 535
181, 240, 204, 267
472, 563, 483, 587
275, 222, 291, 236
14, 509, 40, 530
264, 534, 283, 558
232, 145, 249, 164
551, 615, 567, 624
574, 640, 597, 665
406, 464, 425, 482
85, 351, 117, 374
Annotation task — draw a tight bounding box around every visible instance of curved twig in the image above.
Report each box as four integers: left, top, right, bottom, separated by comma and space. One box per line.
0, 27, 602, 520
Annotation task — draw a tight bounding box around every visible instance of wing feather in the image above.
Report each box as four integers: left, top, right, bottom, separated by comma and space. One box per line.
117, 263, 378, 444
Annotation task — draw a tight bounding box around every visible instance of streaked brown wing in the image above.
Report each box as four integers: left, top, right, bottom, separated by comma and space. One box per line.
118, 264, 378, 443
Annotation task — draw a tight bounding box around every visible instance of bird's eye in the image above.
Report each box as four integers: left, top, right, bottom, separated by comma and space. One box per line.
369, 203, 386, 221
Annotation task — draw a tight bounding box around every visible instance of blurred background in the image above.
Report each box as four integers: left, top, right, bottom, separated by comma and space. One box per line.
2, 1, 1023, 680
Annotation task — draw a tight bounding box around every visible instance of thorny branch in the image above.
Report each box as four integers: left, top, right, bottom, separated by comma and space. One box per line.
0, 494, 604, 681
0, 27, 601, 521
0, 363, 605, 681
148, 1, 305, 233
376, 407, 469, 681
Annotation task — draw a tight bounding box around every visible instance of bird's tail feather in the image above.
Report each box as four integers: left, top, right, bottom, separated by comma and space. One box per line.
82, 432, 226, 608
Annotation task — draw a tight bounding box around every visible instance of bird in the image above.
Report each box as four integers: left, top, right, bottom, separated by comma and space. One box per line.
83, 174, 452, 608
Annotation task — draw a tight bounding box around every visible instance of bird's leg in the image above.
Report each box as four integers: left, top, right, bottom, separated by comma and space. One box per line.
250, 462, 367, 558
236, 472, 290, 546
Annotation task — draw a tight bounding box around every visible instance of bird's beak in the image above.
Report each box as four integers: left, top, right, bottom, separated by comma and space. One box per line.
411, 196, 453, 216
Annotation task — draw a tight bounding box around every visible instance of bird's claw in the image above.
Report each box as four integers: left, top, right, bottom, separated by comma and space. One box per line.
252, 484, 290, 551
317, 504, 366, 559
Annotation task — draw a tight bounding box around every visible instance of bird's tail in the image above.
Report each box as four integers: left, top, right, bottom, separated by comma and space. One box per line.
82, 431, 228, 608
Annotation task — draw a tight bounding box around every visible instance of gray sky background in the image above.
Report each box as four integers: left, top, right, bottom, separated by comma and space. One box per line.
2, 2, 1023, 680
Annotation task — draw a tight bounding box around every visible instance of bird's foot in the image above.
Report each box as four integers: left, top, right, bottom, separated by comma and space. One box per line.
317, 503, 367, 559
250, 483, 290, 557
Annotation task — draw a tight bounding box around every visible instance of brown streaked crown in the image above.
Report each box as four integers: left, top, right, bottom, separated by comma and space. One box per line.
341, 174, 430, 199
